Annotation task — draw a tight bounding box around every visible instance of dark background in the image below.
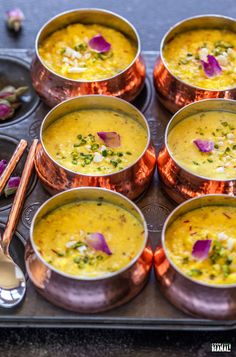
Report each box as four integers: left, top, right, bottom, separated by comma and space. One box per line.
1, 0, 236, 356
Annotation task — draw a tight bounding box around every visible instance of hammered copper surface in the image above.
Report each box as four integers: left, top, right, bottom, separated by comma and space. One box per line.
31, 9, 146, 107
154, 195, 236, 320
1, 48, 236, 330
157, 99, 236, 204
153, 15, 236, 113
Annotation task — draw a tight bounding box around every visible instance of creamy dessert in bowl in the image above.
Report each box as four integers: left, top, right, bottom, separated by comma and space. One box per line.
26, 187, 152, 312
39, 23, 137, 81
154, 194, 236, 319
165, 205, 236, 285
163, 28, 236, 90
43, 108, 147, 176
35, 95, 156, 199
157, 99, 236, 203
31, 9, 146, 107
33, 197, 145, 278
168, 109, 236, 180
153, 15, 236, 113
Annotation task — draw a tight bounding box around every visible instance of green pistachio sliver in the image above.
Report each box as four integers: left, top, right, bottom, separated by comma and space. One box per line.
51, 249, 64, 257
182, 257, 189, 264
226, 257, 233, 265
107, 150, 114, 156
189, 268, 202, 277
88, 134, 95, 143
74, 43, 87, 52
102, 150, 108, 157
193, 161, 199, 165
110, 160, 118, 167
91, 143, 99, 151
221, 121, 228, 127
222, 264, 230, 278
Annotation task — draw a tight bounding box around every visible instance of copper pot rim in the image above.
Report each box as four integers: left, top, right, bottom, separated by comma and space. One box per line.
161, 193, 236, 289
40, 94, 152, 178
158, 13, 236, 92
30, 186, 149, 282
164, 97, 236, 182
35, 8, 142, 83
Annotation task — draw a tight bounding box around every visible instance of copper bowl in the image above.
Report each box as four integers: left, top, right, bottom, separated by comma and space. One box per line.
157, 98, 236, 204
153, 15, 236, 113
35, 95, 156, 199
31, 8, 146, 107
25, 187, 153, 313
154, 194, 236, 320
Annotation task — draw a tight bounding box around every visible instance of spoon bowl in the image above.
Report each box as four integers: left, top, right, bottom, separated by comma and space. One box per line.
0, 250, 26, 308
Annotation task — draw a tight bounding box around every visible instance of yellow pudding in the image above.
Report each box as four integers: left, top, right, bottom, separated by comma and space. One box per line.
43, 109, 147, 175
39, 23, 137, 80
33, 200, 145, 277
168, 110, 236, 179
163, 29, 236, 90
165, 205, 236, 285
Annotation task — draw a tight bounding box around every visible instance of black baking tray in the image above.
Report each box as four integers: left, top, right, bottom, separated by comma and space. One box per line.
0, 48, 236, 331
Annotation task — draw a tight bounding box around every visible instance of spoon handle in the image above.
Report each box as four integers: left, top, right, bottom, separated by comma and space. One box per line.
1, 139, 38, 255
0, 139, 28, 195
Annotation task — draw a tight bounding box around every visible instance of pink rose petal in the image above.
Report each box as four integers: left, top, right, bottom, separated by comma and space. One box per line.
88, 34, 111, 53
97, 132, 121, 148
201, 55, 222, 78
192, 240, 212, 261
193, 139, 214, 153
86, 232, 112, 255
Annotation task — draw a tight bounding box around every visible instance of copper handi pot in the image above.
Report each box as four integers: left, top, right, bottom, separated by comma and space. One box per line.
35, 95, 156, 199
31, 8, 146, 107
25, 187, 153, 313
157, 98, 236, 204
154, 194, 236, 320
153, 15, 236, 113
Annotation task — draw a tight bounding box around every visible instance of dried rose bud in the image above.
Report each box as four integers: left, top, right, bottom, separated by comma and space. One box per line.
0, 100, 14, 121
4, 176, 20, 197
0, 85, 28, 103
5, 8, 25, 32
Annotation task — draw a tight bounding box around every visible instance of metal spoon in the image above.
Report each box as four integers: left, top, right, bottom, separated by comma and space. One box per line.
0, 139, 38, 308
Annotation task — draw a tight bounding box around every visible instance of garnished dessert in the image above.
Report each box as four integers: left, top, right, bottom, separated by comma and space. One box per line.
38, 23, 137, 80
163, 29, 236, 90
168, 110, 236, 179
43, 108, 147, 175
33, 199, 145, 277
165, 205, 236, 285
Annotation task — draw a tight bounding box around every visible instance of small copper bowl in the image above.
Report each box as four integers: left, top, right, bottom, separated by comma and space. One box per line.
31, 8, 146, 107
35, 95, 156, 200
25, 187, 153, 313
154, 194, 236, 320
153, 15, 236, 113
157, 98, 236, 204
